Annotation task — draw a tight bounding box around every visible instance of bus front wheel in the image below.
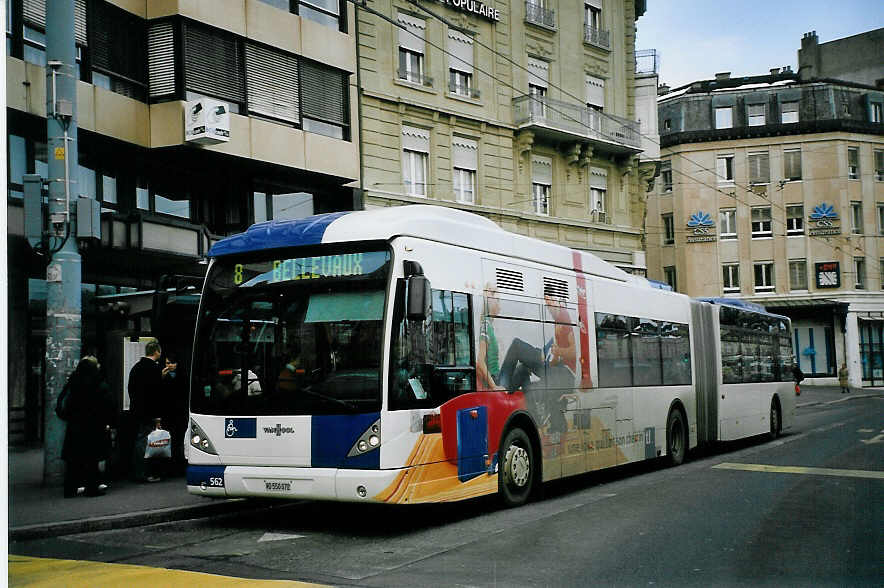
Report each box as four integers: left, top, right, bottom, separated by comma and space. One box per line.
666, 408, 686, 467
499, 427, 534, 507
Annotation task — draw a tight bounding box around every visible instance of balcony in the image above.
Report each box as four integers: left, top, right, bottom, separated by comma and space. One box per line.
512, 95, 642, 154
584, 25, 610, 51
635, 49, 659, 75
525, 2, 555, 29
397, 69, 434, 88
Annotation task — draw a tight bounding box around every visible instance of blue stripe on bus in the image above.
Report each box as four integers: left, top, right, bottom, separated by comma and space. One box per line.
312, 413, 381, 469
187, 464, 226, 488
208, 212, 350, 257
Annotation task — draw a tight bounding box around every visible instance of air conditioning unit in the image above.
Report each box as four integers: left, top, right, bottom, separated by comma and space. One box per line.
185, 97, 230, 145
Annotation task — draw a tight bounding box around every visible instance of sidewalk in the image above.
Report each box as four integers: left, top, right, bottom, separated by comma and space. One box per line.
8, 386, 882, 542
8, 451, 254, 542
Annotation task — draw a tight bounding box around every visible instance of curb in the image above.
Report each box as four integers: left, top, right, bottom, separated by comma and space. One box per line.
797, 393, 881, 409
9, 498, 253, 542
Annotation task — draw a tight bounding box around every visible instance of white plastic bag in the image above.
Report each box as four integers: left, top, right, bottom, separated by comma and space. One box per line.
145, 427, 172, 459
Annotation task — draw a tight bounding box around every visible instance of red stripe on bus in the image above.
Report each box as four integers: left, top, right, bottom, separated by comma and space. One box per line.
572, 251, 593, 387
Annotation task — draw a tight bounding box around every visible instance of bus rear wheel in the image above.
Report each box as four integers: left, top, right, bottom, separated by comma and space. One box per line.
666, 408, 686, 467
769, 399, 781, 440
499, 427, 534, 507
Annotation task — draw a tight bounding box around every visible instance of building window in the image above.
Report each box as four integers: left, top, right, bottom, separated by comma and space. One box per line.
154, 194, 191, 219
855, 257, 866, 289
583, 2, 607, 48
526, 0, 555, 28
878, 204, 884, 235
448, 29, 476, 98
783, 148, 802, 181
781, 101, 799, 123
848, 146, 859, 180
663, 266, 677, 291
663, 118, 671, 131
748, 103, 765, 126
532, 155, 552, 216
527, 57, 549, 118
253, 191, 315, 222
875, 150, 884, 181
789, 260, 807, 291
748, 151, 770, 184
402, 125, 430, 197
880, 259, 884, 289
89, 1, 148, 100
754, 262, 774, 293
397, 13, 427, 85
529, 83, 546, 117
851, 201, 863, 234
663, 214, 674, 245
715, 106, 733, 129
720, 208, 737, 240
300, 59, 349, 140
246, 43, 299, 124
585, 75, 605, 131
872, 102, 883, 124
590, 167, 607, 223
452, 136, 477, 203
786, 205, 804, 235
722, 264, 740, 293
660, 160, 672, 192
183, 22, 245, 109
751, 207, 772, 238
257, 0, 345, 30
716, 154, 734, 185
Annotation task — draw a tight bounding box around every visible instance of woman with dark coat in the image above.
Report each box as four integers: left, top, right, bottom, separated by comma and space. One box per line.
62, 356, 114, 498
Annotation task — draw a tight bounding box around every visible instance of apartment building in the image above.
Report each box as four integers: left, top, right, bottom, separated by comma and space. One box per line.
6, 0, 359, 443
356, 0, 655, 271
647, 29, 884, 387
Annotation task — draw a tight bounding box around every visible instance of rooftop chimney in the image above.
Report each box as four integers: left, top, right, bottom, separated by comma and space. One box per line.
770, 68, 780, 76
658, 83, 670, 95
715, 72, 731, 81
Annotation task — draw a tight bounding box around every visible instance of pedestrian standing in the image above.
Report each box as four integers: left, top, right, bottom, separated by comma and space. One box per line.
839, 362, 849, 394
128, 338, 164, 482
60, 356, 113, 498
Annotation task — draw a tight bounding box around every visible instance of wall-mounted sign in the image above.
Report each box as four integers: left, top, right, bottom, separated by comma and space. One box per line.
808, 203, 841, 236
686, 211, 716, 243
433, 0, 501, 21
185, 97, 230, 145
815, 261, 841, 288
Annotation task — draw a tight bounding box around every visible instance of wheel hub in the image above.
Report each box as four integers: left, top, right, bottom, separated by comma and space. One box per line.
506, 445, 530, 487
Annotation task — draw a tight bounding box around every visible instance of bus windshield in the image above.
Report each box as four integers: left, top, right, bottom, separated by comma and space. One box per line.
191, 249, 391, 416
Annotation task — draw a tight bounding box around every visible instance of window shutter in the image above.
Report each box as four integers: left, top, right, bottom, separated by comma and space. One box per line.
245, 43, 299, 123
184, 22, 244, 104
447, 29, 473, 73
402, 125, 430, 153
397, 13, 426, 53
784, 149, 802, 180
527, 57, 548, 89
532, 156, 552, 185
300, 60, 347, 126
749, 152, 769, 183
148, 21, 176, 98
585, 75, 604, 107
23, 0, 87, 45
590, 167, 607, 189
90, 2, 145, 82
452, 137, 477, 170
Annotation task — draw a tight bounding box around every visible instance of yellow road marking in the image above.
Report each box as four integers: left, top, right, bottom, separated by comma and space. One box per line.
713, 462, 884, 480
9, 555, 328, 587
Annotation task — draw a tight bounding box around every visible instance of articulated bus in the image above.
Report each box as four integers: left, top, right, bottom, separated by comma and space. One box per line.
186, 206, 796, 506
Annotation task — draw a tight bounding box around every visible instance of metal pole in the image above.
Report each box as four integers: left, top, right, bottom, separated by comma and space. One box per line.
43, 0, 80, 486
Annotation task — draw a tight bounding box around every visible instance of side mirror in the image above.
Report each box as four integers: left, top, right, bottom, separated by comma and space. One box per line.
406, 275, 431, 321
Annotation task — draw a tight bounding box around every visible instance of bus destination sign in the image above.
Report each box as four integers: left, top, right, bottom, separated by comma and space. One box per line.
229, 251, 390, 287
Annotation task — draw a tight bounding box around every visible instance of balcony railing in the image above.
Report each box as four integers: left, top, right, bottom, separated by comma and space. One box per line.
449, 82, 481, 99
397, 69, 434, 88
513, 95, 641, 152
525, 1, 555, 29
584, 25, 610, 50
635, 49, 659, 75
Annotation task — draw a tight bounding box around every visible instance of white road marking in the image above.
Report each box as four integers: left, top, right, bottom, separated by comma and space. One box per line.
713, 462, 884, 480
258, 532, 306, 543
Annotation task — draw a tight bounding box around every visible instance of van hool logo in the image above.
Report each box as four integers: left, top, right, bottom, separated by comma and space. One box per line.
809, 203, 841, 236
263, 424, 295, 436
686, 211, 716, 243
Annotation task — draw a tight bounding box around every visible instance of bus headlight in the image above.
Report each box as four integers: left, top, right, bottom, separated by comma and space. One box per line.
190, 419, 218, 456
347, 418, 381, 457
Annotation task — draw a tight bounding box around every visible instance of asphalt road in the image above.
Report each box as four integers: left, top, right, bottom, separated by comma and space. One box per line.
10, 396, 883, 587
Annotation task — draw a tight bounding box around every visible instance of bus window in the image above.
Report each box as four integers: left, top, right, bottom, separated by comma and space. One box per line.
389, 285, 475, 410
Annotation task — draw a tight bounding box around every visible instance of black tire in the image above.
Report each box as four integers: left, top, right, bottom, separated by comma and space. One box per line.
768, 399, 781, 440
666, 408, 687, 467
499, 427, 535, 507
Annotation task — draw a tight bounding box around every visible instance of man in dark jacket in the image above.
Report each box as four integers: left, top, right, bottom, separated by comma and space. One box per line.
128, 338, 163, 482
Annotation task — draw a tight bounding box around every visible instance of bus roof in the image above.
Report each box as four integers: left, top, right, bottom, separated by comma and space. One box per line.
696, 297, 789, 320
208, 205, 635, 283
